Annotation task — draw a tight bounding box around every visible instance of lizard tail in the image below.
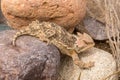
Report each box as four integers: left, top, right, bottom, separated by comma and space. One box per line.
12, 31, 22, 46
12, 29, 29, 46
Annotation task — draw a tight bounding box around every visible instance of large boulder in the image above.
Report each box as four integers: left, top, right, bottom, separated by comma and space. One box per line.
0, 30, 60, 80
1, 0, 86, 33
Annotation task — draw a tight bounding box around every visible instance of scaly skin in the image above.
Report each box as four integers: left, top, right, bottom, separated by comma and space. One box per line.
12, 20, 95, 69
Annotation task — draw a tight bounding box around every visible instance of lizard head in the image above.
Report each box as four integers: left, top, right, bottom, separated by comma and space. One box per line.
74, 32, 95, 53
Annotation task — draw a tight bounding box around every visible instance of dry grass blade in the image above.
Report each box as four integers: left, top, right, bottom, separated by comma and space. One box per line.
101, 70, 120, 80
105, 0, 120, 69
104, 0, 120, 79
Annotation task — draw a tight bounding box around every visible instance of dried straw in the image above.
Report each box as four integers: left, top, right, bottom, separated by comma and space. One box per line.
105, 0, 120, 69
88, 0, 120, 79
102, 0, 120, 79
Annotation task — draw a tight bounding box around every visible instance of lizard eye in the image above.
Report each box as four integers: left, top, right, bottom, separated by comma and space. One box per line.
74, 43, 87, 53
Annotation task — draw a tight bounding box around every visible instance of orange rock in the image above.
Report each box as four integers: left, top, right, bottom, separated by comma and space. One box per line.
1, 0, 86, 33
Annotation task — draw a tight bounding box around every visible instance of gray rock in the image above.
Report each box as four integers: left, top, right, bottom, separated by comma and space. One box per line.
58, 48, 118, 80
0, 30, 60, 80
76, 17, 112, 40
84, 17, 107, 40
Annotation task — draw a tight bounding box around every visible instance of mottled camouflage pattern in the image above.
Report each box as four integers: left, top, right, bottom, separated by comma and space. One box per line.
12, 20, 95, 69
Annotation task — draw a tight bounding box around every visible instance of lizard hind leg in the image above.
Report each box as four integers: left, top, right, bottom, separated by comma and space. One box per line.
71, 51, 94, 69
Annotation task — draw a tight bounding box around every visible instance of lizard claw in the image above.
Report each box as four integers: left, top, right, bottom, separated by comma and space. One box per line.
74, 60, 94, 69
82, 61, 94, 69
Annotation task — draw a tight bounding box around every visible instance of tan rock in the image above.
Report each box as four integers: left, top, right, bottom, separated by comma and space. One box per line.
1, 0, 86, 33
58, 48, 118, 80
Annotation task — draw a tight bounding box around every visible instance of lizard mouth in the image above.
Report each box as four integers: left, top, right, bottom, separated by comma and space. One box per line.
80, 43, 95, 52
74, 42, 95, 53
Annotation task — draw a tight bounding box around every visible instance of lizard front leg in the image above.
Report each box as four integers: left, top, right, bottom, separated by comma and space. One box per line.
38, 37, 50, 45
71, 51, 94, 69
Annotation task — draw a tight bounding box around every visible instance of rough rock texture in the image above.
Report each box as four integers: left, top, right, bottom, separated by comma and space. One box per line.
83, 17, 107, 40
75, 16, 111, 40
86, 0, 105, 23
0, 30, 60, 80
1, 0, 86, 33
75, 19, 106, 40
58, 48, 118, 80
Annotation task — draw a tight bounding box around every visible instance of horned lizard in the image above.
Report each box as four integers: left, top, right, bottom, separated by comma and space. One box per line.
12, 20, 95, 69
